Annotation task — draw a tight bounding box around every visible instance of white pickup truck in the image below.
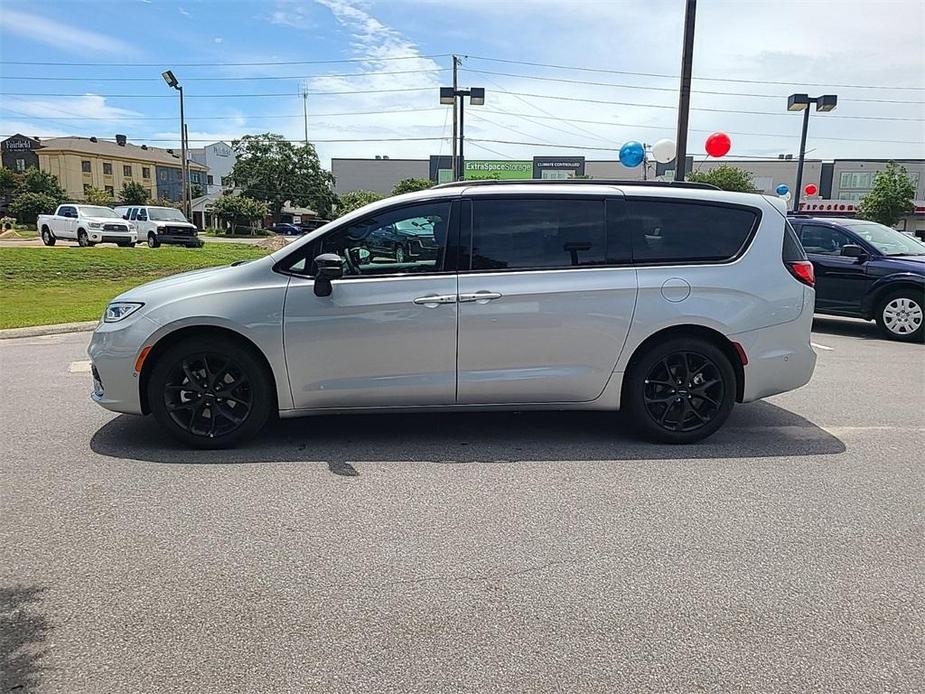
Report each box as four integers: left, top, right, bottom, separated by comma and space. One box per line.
37, 204, 137, 247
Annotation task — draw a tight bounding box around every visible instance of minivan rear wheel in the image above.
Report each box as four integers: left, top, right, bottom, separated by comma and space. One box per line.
623, 336, 736, 444
147, 337, 272, 449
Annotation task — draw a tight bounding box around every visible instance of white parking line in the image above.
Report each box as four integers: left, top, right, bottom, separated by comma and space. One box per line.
811, 342, 834, 351
68, 360, 92, 373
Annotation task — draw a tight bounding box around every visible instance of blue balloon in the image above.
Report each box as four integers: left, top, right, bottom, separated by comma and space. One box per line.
776, 184, 790, 196
619, 141, 645, 168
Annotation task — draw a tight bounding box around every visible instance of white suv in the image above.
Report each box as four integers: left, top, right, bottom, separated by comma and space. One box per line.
88, 181, 817, 448
114, 205, 201, 248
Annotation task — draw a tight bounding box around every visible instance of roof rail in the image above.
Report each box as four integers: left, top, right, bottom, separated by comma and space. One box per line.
432, 178, 720, 191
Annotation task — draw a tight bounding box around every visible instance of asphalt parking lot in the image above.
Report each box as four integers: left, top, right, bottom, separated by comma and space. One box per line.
1, 317, 922, 693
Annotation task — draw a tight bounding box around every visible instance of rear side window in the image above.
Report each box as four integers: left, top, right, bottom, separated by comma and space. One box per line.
782, 221, 807, 261
470, 198, 606, 270
625, 199, 759, 263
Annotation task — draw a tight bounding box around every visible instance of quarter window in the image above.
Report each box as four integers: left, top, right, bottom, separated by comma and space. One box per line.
469, 198, 607, 270
625, 199, 758, 263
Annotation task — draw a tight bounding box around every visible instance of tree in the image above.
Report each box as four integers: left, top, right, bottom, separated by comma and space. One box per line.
84, 186, 114, 206
190, 183, 204, 199
10, 192, 59, 224
211, 194, 269, 233
337, 190, 383, 216
120, 180, 149, 205
391, 178, 433, 196
19, 168, 68, 202
0, 168, 22, 199
688, 165, 759, 193
858, 162, 916, 227
229, 133, 337, 222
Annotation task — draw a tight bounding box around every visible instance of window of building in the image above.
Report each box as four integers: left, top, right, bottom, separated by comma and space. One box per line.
83, 183, 91, 195
286, 201, 451, 277
15, 158, 25, 171
142, 167, 150, 179
624, 199, 758, 264
207, 175, 214, 185
470, 198, 607, 271
81, 160, 91, 173
190, 172, 200, 183
159, 170, 168, 182
105, 185, 114, 196
123, 165, 132, 177
839, 171, 872, 190
103, 162, 112, 175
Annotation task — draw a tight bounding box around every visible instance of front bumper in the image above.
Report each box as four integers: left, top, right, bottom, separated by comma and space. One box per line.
87, 315, 157, 415
157, 234, 200, 246
89, 231, 137, 244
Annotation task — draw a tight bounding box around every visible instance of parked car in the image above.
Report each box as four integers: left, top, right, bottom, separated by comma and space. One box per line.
38, 204, 136, 247
269, 223, 302, 236
789, 216, 925, 341
88, 180, 817, 449
114, 205, 201, 248
366, 216, 441, 262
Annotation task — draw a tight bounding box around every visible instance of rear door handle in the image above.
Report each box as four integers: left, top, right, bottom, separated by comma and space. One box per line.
458, 291, 503, 304
413, 294, 457, 307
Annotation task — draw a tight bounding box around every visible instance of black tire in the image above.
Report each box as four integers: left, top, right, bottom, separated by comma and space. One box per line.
623, 336, 736, 444
147, 233, 160, 248
77, 229, 90, 247
875, 290, 924, 343
147, 336, 273, 449
41, 226, 56, 246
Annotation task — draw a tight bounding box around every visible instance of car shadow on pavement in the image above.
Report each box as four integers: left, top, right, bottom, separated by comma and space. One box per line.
90, 401, 845, 466
0, 585, 50, 694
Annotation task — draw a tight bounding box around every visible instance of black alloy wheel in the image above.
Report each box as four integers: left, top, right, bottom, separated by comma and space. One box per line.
624, 336, 736, 443
148, 337, 273, 448
77, 229, 90, 247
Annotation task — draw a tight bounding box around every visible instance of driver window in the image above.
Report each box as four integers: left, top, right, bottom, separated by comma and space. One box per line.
799, 225, 852, 256
318, 201, 451, 277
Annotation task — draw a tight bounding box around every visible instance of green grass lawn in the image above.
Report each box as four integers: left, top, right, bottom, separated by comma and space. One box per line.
0, 245, 269, 329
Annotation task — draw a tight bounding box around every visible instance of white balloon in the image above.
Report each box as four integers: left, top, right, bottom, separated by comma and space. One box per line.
651, 138, 677, 164
783, 192, 792, 202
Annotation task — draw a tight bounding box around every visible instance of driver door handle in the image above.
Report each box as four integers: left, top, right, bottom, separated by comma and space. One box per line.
413, 294, 457, 307
458, 291, 502, 304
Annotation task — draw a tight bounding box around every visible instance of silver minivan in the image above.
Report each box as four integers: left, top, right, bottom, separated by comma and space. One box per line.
89, 181, 817, 448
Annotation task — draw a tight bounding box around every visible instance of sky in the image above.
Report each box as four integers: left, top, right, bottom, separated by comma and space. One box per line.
0, 0, 923, 168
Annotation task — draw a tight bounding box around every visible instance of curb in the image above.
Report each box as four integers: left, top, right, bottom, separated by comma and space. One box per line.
0, 321, 98, 340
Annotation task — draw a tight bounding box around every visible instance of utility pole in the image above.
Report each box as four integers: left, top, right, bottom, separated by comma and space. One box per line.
178, 84, 188, 214
184, 123, 193, 218
451, 55, 459, 181
300, 80, 310, 146
674, 0, 696, 181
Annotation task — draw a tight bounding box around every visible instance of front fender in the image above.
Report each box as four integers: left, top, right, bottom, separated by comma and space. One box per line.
863, 273, 925, 316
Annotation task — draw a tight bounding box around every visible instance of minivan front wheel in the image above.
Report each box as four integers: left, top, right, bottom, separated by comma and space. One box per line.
623, 337, 736, 444
147, 337, 272, 448
876, 291, 924, 342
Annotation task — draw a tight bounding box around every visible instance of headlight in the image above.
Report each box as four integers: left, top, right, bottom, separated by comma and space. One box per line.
104, 301, 144, 323
88, 222, 102, 229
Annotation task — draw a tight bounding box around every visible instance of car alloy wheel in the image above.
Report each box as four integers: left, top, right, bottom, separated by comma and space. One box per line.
78, 230, 90, 247
162, 353, 253, 439
642, 351, 725, 433
881, 297, 923, 338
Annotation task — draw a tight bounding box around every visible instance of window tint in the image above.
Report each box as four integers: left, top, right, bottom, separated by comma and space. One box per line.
470, 198, 606, 270
60, 206, 76, 217
306, 201, 451, 277
799, 225, 854, 256
129, 208, 138, 220
625, 199, 758, 263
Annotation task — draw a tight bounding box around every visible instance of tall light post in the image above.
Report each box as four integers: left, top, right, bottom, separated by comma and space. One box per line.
162, 70, 190, 218
787, 93, 837, 211
440, 85, 485, 181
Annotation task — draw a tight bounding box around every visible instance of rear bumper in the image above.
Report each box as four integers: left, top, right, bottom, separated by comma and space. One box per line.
733, 288, 817, 402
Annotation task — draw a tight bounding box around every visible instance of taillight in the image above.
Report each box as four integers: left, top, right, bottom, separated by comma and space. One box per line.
787, 260, 815, 287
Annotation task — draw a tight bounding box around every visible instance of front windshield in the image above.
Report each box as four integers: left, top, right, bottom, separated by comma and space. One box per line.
80, 206, 119, 218
148, 207, 189, 222
841, 221, 925, 256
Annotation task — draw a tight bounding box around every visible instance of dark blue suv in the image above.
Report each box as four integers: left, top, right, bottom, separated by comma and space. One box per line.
789, 216, 925, 341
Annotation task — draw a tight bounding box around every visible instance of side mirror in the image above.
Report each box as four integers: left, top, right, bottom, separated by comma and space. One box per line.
841, 244, 868, 260
313, 253, 344, 297
122, 214, 129, 220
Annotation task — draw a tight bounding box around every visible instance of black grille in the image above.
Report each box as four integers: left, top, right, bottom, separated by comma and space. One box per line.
164, 226, 193, 236
103, 224, 128, 232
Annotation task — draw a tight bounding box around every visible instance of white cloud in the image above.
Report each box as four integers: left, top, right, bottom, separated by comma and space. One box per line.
268, 0, 313, 29
179, 7, 191, 17
213, 37, 223, 43
2, 94, 142, 122
0, 8, 139, 56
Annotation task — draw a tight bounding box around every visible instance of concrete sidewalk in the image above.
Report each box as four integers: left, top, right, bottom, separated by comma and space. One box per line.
0, 320, 97, 340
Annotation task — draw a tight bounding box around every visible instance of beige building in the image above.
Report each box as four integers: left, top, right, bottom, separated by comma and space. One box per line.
37, 135, 207, 202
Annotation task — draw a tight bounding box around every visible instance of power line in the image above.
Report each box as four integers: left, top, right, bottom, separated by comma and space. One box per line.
0, 68, 450, 82
0, 54, 452, 67
0, 107, 448, 122
462, 68, 925, 105
464, 55, 925, 92
1, 87, 433, 98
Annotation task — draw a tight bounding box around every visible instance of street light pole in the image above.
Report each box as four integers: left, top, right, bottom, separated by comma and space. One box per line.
788, 93, 837, 212
439, 85, 484, 183
451, 55, 459, 181
162, 70, 189, 217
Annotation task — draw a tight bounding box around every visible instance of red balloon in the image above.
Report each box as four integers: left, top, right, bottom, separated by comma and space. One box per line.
804, 183, 818, 196
705, 132, 731, 158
